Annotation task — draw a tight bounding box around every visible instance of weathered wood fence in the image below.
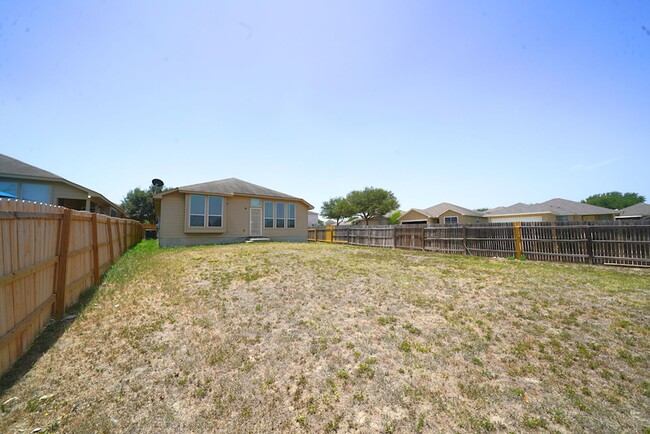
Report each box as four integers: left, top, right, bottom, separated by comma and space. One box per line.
0, 199, 143, 376
308, 222, 650, 267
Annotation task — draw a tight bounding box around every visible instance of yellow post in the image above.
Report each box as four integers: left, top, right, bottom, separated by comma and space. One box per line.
326, 225, 334, 243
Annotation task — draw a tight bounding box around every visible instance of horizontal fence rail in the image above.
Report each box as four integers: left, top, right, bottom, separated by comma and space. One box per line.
0, 199, 143, 376
308, 221, 650, 266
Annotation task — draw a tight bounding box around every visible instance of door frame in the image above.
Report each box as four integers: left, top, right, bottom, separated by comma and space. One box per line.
250, 207, 263, 236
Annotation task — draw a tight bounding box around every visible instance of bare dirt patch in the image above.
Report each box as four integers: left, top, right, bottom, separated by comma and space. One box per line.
1, 241, 649, 432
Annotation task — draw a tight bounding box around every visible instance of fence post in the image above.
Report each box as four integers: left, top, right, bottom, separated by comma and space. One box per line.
54, 208, 72, 319
91, 213, 100, 286
421, 227, 425, 251
107, 220, 115, 264
393, 225, 398, 249
513, 222, 523, 259
585, 225, 594, 264
462, 225, 468, 255
116, 220, 123, 255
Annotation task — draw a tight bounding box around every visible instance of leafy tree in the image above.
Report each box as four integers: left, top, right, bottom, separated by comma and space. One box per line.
387, 210, 403, 225
346, 187, 400, 225
582, 192, 645, 210
121, 185, 170, 223
320, 197, 354, 226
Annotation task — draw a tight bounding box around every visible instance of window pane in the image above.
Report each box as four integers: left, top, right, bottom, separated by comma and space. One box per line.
264, 202, 273, 217
276, 203, 284, 218
287, 203, 296, 219
0, 181, 18, 197
250, 198, 261, 207
190, 195, 205, 214
208, 196, 222, 215
208, 216, 222, 227
276, 219, 285, 228
190, 215, 204, 227
287, 219, 295, 228
22, 183, 52, 203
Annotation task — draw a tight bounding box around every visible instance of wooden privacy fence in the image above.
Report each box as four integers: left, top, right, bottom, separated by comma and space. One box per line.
0, 199, 143, 376
308, 221, 650, 266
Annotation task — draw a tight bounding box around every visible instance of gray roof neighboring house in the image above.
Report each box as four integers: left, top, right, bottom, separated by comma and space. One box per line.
0, 153, 123, 212
616, 203, 650, 219
156, 178, 313, 209
484, 198, 617, 217
408, 202, 485, 219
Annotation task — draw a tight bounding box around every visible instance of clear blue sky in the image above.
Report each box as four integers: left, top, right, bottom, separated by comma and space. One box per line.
1, 1, 649, 213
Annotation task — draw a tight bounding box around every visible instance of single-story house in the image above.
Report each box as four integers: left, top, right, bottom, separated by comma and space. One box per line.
308, 211, 319, 228
0, 153, 124, 217
484, 198, 618, 223
615, 203, 650, 220
154, 178, 313, 247
398, 202, 487, 225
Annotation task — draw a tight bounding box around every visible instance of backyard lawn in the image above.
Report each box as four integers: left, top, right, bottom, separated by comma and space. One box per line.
1, 240, 648, 433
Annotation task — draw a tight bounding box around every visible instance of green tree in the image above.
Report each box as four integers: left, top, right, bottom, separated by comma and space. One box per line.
387, 210, 403, 225
320, 197, 354, 226
346, 187, 400, 225
582, 192, 645, 210
121, 185, 170, 223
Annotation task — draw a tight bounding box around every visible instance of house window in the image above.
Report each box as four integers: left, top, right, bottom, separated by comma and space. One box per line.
0, 181, 18, 198
444, 216, 458, 224
22, 183, 52, 203
287, 203, 296, 228
189, 194, 223, 227
557, 215, 569, 222
276, 203, 285, 228
189, 195, 206, 227
110, 209, 117, 217
208, 196, 223, 227
264, 201, 274, 228
250, 198, 261, 207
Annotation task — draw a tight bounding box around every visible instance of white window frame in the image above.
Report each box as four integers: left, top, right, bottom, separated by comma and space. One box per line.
276, 202, 285, 228
444, 216, 458, 224
185, 194, 225, 233
287, 203, 296, 229
264, 201, 274, 228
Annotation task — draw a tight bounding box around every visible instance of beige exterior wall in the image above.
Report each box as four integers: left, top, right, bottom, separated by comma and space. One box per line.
488, 213, 615, 223
159, 192, 309, 247
488, 213, 556, 223
399, 210, 429, 223
438, 210, 487, 224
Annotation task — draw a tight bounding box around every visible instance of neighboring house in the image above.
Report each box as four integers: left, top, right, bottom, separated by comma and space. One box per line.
484, 198, 618, 223
399, 202, 487, 225
343, 210, 401, 226
153, 178, 313, 247
615, 203, 650, 220
308, 211, 319, 228
0, 153, 124, 217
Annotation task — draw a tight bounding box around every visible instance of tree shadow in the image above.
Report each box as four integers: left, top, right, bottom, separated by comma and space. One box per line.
0, 284, 102, 395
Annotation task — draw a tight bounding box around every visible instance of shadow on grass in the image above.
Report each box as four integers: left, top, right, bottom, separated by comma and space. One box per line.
0, 283, 102, 395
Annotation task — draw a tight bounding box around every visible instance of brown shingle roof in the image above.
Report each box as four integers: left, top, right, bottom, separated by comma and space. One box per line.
412, 202, 485, 218
485, 198, 617, 216
161, 178, 313, 209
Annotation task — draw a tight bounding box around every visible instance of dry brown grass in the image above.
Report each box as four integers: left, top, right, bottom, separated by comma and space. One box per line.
1, 241, 649, 433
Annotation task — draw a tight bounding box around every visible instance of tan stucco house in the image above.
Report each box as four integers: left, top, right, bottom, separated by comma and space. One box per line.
398, 202, 487, 225
0, 153, 124, 217
484, 198, 618, 223
154, 178, 313, 247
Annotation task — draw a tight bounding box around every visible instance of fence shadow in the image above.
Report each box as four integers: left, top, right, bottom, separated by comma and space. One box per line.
0, 284, 101, 395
